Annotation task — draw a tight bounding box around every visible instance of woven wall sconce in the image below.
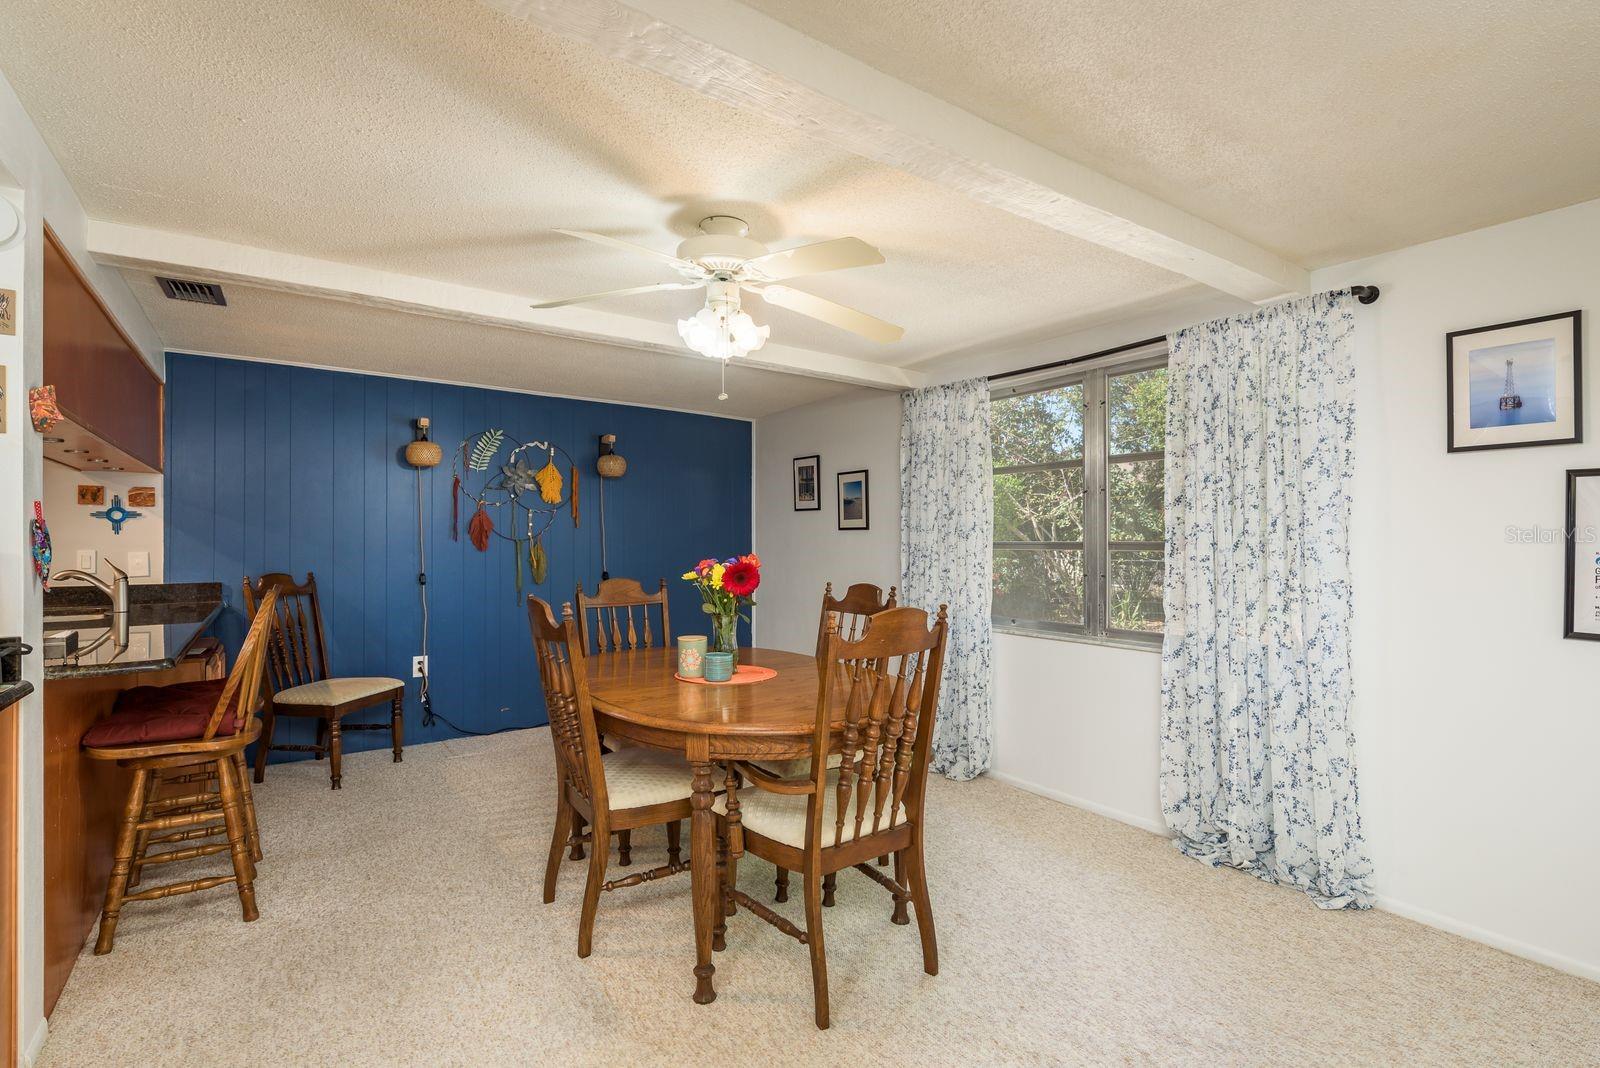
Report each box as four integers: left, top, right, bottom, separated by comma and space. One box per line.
596, 433, 626, 479
405, 417, 442, 468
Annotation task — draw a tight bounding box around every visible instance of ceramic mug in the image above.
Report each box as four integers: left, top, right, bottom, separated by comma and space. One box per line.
677, 635, 708, 678
702, 651, 735, 683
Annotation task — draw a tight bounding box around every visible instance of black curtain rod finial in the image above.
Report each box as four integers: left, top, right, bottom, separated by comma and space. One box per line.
1351, 285, 1380, 304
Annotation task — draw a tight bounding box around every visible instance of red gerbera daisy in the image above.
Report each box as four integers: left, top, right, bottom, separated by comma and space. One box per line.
722, 559, 760, 598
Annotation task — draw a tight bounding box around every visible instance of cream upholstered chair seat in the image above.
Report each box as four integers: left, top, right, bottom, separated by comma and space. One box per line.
750, 754, 843, 779
601, 747, 702, 809
714, 770, 905, 849
273, 677, 404, 706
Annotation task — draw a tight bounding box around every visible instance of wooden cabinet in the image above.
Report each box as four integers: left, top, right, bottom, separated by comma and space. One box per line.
41, 225, 162, 474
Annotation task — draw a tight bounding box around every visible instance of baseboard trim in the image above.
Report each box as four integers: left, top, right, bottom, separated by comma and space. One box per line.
984, 769, 1169, 837
1371, 893, 1600, 984
22, 1018, 47, 1067
983, 769, 1600, 986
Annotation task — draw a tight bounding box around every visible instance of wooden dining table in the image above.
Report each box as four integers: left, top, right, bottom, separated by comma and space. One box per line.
585, 644, 845, 1005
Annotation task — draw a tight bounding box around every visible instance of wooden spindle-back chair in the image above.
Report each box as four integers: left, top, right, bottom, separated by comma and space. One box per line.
814, 581, 897, 660
717, 604, 949, 1028
574, 577, 671, 656
244, 572, 404, 789
760, 582, 900, 883
529, 596, 695, 957
82, 587, 280, 953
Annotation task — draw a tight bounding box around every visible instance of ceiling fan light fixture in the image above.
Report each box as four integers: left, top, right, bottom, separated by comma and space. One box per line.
676, 305, 770, 361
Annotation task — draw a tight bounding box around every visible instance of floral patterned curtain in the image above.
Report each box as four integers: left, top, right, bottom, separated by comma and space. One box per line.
901, 377, 993, 781
1161, 291, 1374, 908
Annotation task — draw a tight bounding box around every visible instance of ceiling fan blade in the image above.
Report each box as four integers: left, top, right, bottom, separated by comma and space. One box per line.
743, 237, 884, 281
553, 229, 698, 272
752, 284, 904, 343
530, 281, 703, 310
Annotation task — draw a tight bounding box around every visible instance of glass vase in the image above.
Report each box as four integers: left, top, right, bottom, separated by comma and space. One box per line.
710, 612, 738, 663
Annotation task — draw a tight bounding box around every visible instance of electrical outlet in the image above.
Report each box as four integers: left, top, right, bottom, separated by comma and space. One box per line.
125, 550, 150, 578
75, 550, 96, 573
127, 632, 151, 661
412, 655, 428, 678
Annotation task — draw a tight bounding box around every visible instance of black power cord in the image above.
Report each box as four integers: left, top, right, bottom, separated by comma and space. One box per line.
413, 466, 524, 740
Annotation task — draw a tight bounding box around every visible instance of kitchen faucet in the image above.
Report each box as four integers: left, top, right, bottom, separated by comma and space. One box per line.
50, 559, 131, 654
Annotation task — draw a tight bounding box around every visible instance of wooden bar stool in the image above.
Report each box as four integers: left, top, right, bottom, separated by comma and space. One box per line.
244, 572, 405, 789
81, 588, 279, 953
111, 683, 265, 889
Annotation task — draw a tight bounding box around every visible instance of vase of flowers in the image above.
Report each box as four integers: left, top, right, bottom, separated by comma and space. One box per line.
682, 554, 761, 661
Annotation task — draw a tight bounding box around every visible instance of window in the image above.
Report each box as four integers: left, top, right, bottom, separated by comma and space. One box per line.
992, 351, 1167, 645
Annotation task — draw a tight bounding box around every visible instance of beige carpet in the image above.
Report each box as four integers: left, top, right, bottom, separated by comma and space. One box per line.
37, 730, 1599, 1067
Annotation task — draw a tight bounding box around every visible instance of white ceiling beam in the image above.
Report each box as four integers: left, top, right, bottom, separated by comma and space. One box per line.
486, 0, 1309, 304
85, 221, 919, 391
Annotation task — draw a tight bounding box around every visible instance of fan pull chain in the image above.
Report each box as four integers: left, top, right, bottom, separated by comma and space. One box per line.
719, 357, 729, 402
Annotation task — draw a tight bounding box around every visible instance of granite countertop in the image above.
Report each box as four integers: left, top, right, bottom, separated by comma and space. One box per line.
44, 581, 225, 681
0, 680, 33, 712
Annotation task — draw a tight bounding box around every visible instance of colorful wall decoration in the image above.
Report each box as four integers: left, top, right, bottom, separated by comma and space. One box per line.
164, 352, 752, 761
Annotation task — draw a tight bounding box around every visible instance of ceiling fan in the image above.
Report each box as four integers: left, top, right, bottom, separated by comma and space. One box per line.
530, 216, 905, 363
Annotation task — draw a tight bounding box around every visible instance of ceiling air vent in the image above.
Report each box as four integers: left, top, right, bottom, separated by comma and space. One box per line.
156, 277, 227, 306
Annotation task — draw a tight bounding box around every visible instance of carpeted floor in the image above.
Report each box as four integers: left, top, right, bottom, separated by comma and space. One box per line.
36, 730, 1599, 1067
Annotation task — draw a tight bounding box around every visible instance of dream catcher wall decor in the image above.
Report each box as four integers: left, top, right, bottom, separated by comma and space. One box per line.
451, 428, 580, 594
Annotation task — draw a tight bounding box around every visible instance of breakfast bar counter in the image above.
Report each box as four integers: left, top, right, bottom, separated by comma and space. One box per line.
44, 581, 225, 680
39, 581, 229, 1016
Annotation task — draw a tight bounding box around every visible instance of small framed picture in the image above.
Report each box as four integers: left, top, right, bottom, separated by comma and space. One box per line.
1565, 469, 1600, 640
793, 454, 820, 511
1447, 310, 1582, 452
837, 469, 869, 530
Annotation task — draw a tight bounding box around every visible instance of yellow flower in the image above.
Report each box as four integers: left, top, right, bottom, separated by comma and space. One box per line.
709, 563, 726, 588
681, 571, 698, 580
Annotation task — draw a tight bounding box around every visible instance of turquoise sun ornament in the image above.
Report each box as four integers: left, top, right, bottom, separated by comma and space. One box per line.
90, 494, 144, 535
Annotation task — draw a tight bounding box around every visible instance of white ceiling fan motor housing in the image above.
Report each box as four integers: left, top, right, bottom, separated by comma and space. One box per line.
676, 215, 767, 275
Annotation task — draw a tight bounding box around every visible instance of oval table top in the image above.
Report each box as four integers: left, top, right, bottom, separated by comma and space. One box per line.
585, 645, 839, 737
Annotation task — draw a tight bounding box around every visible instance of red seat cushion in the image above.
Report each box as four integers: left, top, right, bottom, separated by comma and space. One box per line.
82, 680, 245, 748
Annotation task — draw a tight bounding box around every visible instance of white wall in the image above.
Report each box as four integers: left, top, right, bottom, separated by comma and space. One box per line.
1312, 198, 1600, 981
41, 463, 164, 583
752, 389, 900, 653
0, 66, 162, 1065
983, 199, 1600, 983
990, 634, 1163, 831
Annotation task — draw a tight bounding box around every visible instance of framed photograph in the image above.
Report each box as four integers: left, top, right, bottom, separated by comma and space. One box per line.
792, 454, 820, 511
1447, 310, 1582, 452
837, 469, 869, 530
1565, 469, 1600, 640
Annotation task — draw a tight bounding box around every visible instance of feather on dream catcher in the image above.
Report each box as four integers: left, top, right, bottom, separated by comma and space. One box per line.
451, 428, 578, 597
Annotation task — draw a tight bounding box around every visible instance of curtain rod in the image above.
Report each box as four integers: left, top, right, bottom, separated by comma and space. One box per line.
987, 285, 1380, 384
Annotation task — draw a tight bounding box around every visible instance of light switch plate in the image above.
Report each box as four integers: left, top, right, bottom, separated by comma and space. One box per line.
76, 549, 96, 573
126, 550, 150, 578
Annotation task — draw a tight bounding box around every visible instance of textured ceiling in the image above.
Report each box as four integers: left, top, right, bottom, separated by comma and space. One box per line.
123, 273, 856, 418
740, 0, 1600, 267
0, 0, 1197, 380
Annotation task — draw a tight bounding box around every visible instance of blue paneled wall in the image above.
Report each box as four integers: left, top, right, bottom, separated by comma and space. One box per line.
165, 352, 752, 759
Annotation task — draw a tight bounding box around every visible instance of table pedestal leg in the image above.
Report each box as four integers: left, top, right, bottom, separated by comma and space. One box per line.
690, 757, 717, 1004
